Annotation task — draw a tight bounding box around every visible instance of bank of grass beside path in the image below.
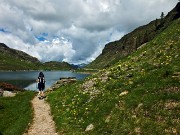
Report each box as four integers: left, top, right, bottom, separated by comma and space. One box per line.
0, 91, 35, 135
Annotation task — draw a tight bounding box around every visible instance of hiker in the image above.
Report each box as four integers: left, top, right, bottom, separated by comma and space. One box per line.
36, 72, 45, 96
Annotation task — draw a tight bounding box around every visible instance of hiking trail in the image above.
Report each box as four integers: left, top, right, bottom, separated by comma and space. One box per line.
23, 96, 58, 135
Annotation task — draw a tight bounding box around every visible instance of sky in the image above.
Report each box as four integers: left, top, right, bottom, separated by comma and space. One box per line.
0, 0, 178, 64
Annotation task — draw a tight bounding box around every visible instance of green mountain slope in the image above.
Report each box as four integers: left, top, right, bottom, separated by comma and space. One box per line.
47, 18, 180, 134
0, 43, 41, 70
86, 2, 180, 69
43, 61, 74, 70
0, 43, 75, 70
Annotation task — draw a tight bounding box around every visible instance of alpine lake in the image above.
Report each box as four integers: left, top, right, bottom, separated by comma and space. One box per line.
0, 71, 90, 91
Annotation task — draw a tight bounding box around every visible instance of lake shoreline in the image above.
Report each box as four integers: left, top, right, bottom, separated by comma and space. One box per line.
0, 71, 90, 91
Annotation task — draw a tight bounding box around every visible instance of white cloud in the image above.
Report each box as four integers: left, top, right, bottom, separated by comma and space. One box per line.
0, 32, 75, 62
0, 0, 178, 64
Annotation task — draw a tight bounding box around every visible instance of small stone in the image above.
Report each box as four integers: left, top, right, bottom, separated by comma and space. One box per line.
126, 74, 133, 78
105, 115, 111, 123
137, 103, 143, 108
134, 127, 141, 133
85, 124, 94, 132
3, 91, 16, 97
119, 91, 128, 96
132, 115, 136, 118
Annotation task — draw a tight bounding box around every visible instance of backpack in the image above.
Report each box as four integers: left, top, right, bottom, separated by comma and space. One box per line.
38, 77, 45, 84
38, 77, 45, 90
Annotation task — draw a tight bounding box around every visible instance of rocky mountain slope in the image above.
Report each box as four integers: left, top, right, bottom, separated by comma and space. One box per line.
86, 2, 180, 69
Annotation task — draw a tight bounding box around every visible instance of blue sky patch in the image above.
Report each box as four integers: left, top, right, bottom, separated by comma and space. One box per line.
0, 28, 10, 33
35, 35, 47, 41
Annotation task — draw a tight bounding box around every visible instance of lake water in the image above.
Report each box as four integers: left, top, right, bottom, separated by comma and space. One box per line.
0, 71, 90, 91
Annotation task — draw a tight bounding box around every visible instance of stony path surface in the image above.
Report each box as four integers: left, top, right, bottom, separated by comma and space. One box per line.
23, 96, 58, 135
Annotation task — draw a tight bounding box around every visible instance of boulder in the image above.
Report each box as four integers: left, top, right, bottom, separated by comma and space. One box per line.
3, 91, 16, 97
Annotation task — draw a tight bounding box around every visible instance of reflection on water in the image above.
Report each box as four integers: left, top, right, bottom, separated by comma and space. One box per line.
2, 80, 35, 89
0, 71, 90, 91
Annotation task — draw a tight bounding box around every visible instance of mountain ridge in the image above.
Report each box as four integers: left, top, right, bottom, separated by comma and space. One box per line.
0, 43, 42, 70
0, 43, 75, 70
0, 43, 40, 64
86, 2, 180, 69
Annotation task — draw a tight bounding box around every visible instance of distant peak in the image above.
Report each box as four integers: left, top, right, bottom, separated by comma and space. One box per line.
166, 2, 180, 20
0, 43, 9, 48
175, 2, 180, 12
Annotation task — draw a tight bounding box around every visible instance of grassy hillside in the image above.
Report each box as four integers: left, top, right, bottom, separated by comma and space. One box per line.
47, 18, 180, 134
43, 61, 74, 70
0, 43, 42, 70
0, 44, 75, 71
0, 53, 75, 71
0, 54, 41, 70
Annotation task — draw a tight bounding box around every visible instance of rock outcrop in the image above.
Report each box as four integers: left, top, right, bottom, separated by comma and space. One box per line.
46, 77, 77, 92
86, 2, 180, 69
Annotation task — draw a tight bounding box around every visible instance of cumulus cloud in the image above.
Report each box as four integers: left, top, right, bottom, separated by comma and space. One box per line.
0, 32, 75, 62
0, 0, 178, 64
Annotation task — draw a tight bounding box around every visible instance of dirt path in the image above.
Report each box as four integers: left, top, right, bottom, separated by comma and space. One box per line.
23, 96, 58, 135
